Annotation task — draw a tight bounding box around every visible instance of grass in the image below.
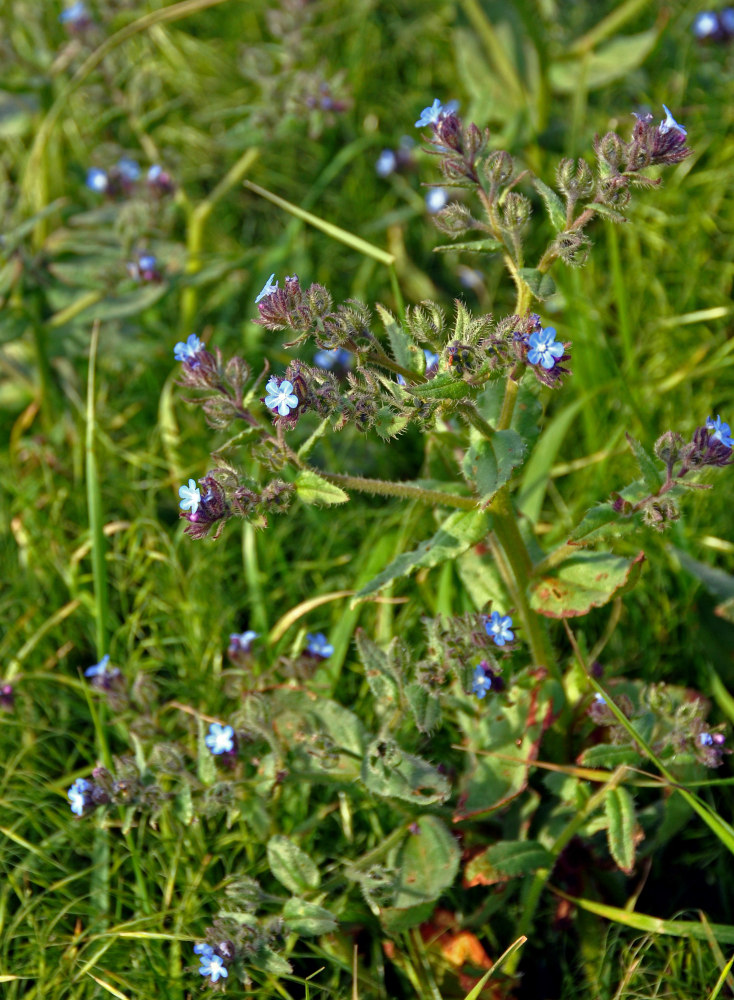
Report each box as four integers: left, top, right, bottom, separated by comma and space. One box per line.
2, 1, 734, 998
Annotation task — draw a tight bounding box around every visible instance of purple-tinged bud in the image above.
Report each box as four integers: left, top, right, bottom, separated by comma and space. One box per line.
0, 683, 14, 711
146, 164, 175, 195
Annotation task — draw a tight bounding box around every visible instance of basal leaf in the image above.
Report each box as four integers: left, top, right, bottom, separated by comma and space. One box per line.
529, 550, 645, 618
355, 509, 488, 600
464, 840, 554, 887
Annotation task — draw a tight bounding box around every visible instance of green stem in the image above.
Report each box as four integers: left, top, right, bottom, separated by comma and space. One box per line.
457, 402, 495, 439
318, 472, 477, 510
490, 488, 556, 677
86, 321, 109, 659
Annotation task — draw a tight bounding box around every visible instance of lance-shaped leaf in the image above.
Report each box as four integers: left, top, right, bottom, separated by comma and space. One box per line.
405, 681, 442, 734
529, 550, 645, 618
532, 177, 566, 232
295, 469, 349, 506
517, 268, 556, 300
361, 739, 450, 805
454, 670, 563, 821
568, 502, 628, 548
462, 429, 526, 505
376, 303, 414, 370
355, 630, 401, 715
433, 237, 504, 253
464, 840, 554, 887
406, 371, 471, 401
626, 433, 662, 493
380, 816, 460, 932
282, 897, 337, 936
267, 835, 320, 894
197, 716, 216, 786
579, 744, 643, 770
355, 509, 489, 600
605, 786, 638, 874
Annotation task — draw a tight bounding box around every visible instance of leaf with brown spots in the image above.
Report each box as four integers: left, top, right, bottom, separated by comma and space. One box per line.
529, 550, 645, 618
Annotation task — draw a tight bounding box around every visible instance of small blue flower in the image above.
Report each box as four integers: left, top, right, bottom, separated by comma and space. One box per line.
423, 349, 440, 370
116, 157, 141, 182
255, 273, 278, 303
229, 630, 259, 653
471, 664, 492, 698
264, 377, 299, 417
198, 950, 228, 983
194, 943, 214, 958
138, 254, 156, 272
706, 414, 733, 449
173, 333, 203, 363
721, 8, 734, 32
306, 633, 334, 658
693, 11, 719, 38
593, 693, 606, 705
415, 99, 446, 128
396, 373, 407, 386
485, 611, 514, 647
314, 347, 352, 370
425, 188, 448, 214
699, 732, 714, 747
85, 654, 110, 678
59, 1, 88, 24
179, 479, 201, 514
68, 777, 92, 816
376, 149, 397, 178
527, 327, 564, 370
205, 722, 235, 755
660, 105, 687, 137
86, 167, 108, 193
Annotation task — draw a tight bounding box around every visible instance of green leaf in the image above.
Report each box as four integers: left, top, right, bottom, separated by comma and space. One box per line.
295, 469, 349, 506
559, 893, 734, 944
584, 201, 628, 224
549, 28, 659, 93
579, 744, 644, 769
374, 406, 410, 441
406, 371, 470, 400
405, 682, 442, 735
266, 835, 320, 894
433, 237, 505, 253
355, 630, 401, 715
529, 550, 645, 618
672, 548, 734, 602
532, 177, 566, 232
455, 670, 564, 820
376, 303, 414, 369
197, 717, 216, 786
250, 945, 293, 976
518, 394, 588, 523
282, 897, 337, 936
462, 429, 526, 504
361, 739, 450, 805
355, 509, 489, 600
380, 817, 460, 932
568, 503, 626, 547
605, 786, 637, 874
517, 267, 556, 300
464, 840, 554, 886
626, 433, 662, 493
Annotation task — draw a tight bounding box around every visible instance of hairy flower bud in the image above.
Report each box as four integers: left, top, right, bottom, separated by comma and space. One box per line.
482, 150, 513, 189
500, 192, 532, 233
432, 201, 479, 238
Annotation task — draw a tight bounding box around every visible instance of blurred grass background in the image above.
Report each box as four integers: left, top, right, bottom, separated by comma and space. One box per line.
1, 0, 734, 997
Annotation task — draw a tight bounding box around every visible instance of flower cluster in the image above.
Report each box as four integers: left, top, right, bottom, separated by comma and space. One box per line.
86, 160, 174, 199
194, 943, 230, 984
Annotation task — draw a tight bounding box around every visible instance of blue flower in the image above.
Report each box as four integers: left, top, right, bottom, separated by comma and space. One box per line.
194, 943, 214, 958
205, 722, 235, 755
173, 333, 203, 363
59, 1, 88, 24
700, 732, 714, 747
264, 377, 298, 417
706, 414, 733, 449
255, 273, 278, 303
229, 630, 259, 653
722, 8, 734, 32
116, 157, 141, 182
593, 693, 606, 705
415, 99, 446, 128
138, 254, 156, 273
85, 654, 110, 678
471, 664, 492, 698
485, 611, 514, 647
425, 188, 448, 214
306, 633, 334, 658
396, 373, 407, 386
660, 105, 687, 137
423, 349, 440, 370
314, 348, 351, 370
693, 11, 719, 38
86, 167, 108, 193
68, 777, 92, 816
179, 479, 201, 514
527, 327, 564, 370
198, 950, 228, 983
376, 149, 397, 177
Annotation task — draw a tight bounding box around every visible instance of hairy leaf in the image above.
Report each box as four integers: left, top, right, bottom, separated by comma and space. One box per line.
462, 429, 526, 504
464, 840, 554, 886
362, 739, 450, 805
532, 177, 566, 232
267, 835, 320, 894
626, 433, 662, 493
295, 469, 349, 506
529, 550, 645, 618
380, 816, 459, 932
282, 897, 337, 935
517, 267, 556, 300
605, 786, 637, 874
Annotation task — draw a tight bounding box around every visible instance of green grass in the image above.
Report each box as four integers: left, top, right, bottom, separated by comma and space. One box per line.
2, 1, 734, 998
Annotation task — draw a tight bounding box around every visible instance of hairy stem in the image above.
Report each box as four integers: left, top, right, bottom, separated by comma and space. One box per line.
318, 472, 477, 510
